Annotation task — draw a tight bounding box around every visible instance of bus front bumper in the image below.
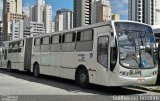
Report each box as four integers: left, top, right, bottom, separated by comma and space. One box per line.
109, 75, 157, 86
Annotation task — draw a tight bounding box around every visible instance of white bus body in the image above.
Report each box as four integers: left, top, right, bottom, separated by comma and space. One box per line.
2, 20, 158, 87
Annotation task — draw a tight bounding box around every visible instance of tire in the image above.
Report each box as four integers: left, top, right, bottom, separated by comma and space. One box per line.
76, 68, 89, 88
7, 62, 11, 72
33, 63, 40, 77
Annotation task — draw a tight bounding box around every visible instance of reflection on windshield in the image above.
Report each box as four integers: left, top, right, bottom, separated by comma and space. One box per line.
118, 30, 156, 69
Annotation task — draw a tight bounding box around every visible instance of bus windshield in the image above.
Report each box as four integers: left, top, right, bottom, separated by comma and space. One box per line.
115, 22, 157, 69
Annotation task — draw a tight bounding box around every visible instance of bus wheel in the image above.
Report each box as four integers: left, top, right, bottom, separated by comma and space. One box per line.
33, 63, 40, 77
7, 62, 11, 72
76, 68, 89, 88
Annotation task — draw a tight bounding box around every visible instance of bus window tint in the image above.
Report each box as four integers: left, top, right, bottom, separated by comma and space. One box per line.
84, 30, 93, 41
50, 35, 61, 52
76, 29, 93, 51
65, 33, 72, 42
33, 38, 41, 52
62, 33, 76, 52
52, 35, 60, 44
42, 37, 50, 45
97, 36, 109, 68
34, 38, 40, 46
41, 37, 50, 52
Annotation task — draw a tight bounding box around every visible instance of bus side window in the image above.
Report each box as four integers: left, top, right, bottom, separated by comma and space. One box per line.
62, 33, 76, 52
33, 38, 41, 52
34, 38, 40, 46
12, 42, 17, 53
50, 35, 61, 52
41, 36, 50, 52
97, 36, 109, 68
41, 37, 50, 45
76, 29, 93, 51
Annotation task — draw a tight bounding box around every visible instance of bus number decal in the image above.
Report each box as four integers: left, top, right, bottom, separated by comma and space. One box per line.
78, 54, 85, 62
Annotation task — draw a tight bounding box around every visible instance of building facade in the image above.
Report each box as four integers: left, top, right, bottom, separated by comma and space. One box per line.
30, 0, 52, 33
74, 0, 92, 27
92, 0, 111, 23
3, 0, 22, 14
112, 14, 120, 20
55, 9, 73, 31
43, 5, 52, 33
23, 17, 45, 37
2, 0, 25, 41
128, 0, 160, 25
51, 22, 55, 32
10, 20, 24, 40
3, 13, 26, 41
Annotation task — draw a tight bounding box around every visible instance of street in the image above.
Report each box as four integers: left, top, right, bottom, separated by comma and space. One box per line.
0, 69, 160, 101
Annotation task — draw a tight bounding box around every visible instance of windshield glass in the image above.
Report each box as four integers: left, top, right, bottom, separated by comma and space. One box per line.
115, 22, 157, 69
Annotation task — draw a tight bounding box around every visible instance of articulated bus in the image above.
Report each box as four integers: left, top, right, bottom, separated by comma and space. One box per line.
2, 20, 158, 87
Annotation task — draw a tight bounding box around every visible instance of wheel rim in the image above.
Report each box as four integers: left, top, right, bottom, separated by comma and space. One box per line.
80, 73, 87, 83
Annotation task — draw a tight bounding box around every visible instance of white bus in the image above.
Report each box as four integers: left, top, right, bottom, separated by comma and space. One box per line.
2, 20, 158, 87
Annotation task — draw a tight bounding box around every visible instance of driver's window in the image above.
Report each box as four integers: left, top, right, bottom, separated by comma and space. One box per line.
97, 36, 108, 68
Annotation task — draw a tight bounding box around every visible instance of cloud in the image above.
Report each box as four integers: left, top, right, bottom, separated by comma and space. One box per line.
23, 1, 34, 16
111, 0, 128, 16
0, 0, 3, 20
23, 6, 29, 16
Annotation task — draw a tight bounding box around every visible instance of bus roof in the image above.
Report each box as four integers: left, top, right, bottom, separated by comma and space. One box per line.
3, 20, 151, 42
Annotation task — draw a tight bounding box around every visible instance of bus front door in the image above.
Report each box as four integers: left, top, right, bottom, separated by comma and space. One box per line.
96, 33, 110, 86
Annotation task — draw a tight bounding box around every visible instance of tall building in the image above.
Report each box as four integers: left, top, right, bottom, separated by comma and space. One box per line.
74, 0, 92, 27
128, 0, 160, 25
2, 0, 25, 41
55, 9, 73, 31
24, 17, 45, 37
112, 14, 120, 20
30, 0, 45, 22
51, 22, 55, 32
30, 0, 52, 33
43, 5, 52, 33
3, 0, 22, 14
92, 0, 111, 23
11, 20, 24, 40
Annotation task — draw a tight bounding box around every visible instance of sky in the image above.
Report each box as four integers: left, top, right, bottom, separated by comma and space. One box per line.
0, 0, 128, 20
